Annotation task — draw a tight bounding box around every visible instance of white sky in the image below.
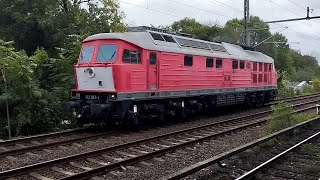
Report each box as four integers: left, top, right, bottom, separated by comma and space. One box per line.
118, 0, 320, 62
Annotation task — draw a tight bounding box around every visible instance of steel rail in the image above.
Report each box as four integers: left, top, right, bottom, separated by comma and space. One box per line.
0, 92, 318, 147
0, 103, 316, 179
61, 119, 266, 180
0, 97, 318, 159
160, 115, 320, 180
58, 105, 319, 180
0, 92, 318, 146
269, 92, 320, 104
0, 128, 86, 146
0, 131, 120, 158
236, 130, 320, 180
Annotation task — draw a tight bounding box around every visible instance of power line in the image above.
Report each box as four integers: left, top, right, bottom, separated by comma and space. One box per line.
286, 0, 320, 22
269, 23, 320, 44
287, 0, 305, 10
265, 0, 304, 17
292, 42, 320, 49
167, 0, 233, 19
287, 28, 320, 42
119, 0, 184, 19
121, 0, 320, 47
206, 0, 243, 13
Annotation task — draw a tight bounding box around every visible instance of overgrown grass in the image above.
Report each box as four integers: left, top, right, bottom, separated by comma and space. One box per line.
261, 103, 294, 135
261, 103, 319, 136
303, 160, 319, 174
259, 139, 276, 149
301, 143, 317, 155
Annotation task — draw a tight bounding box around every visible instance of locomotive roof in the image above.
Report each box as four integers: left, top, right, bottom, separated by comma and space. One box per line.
83, 31, 274, 63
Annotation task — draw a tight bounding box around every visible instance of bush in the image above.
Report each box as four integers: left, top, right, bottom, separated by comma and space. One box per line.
261, 102, 318, 136
313, 77, 320, 92
302, 85, 314, 94
263, 103, 295, 135
292, 112, 318, 124
0, 41, 75, 139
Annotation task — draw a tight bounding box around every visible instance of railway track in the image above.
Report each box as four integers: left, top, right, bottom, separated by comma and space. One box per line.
236, 130, 320, 180
0, 96, 319, 179
0, 93, 319, 160
160, 114, 320, 180
0, 129, 121, 159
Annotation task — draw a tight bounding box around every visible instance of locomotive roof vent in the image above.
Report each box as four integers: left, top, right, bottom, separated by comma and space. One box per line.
128, 26, 193, 38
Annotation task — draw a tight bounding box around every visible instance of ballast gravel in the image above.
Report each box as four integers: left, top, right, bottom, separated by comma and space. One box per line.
101, 125, 265, 180
0, 105, 271, 171
0, 97, 319, 176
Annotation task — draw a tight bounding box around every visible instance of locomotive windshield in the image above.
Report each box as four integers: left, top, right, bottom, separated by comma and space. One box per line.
80, 45, 94, 63
97, 44, 117, 62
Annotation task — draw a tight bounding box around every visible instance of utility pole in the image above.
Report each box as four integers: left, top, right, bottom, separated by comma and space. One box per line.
243, 0, 250, 47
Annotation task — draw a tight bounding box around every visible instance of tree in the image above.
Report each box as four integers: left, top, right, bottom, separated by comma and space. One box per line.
0, 0, 126, 56
220, 18, 243, 43
0, 0, 127, 138
170, 18, 221, 41
168, 17, 318, 78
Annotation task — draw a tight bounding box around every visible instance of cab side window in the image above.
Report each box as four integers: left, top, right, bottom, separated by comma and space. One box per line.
206, 58, 214, 68
216, 58, 223, 68
232, 60, 238, 69
240, 61, 245, 69
123, 49, 141, 63
184, 55, 193, 66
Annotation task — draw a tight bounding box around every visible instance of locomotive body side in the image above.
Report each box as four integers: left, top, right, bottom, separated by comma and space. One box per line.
64, 30, 277, 126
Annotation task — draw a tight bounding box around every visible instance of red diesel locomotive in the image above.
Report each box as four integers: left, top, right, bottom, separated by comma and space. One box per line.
64, 26, 277, 126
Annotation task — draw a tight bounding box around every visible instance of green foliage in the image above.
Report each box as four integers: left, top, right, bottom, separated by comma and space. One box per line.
302, 85, 314, 94
0, 0, 126, 56
301, 144, 317, 155
259, 139, 275, 149
168, 17, 318, 75
262, 102, 318, 135
292, 112, 318, 124
0, 0, 126, 138
290, 68, 315, 82
263, 103, 295, 134
169, 18, 221, 41
0, 2, 319, 138
276, 71, 295, 98
313, 77, 320, 92
276, 70, 320, 98
0, 41, 76, 138
303, 160, 319, 174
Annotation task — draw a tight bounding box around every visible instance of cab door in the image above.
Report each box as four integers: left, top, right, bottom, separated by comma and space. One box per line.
148, 52, 158, 90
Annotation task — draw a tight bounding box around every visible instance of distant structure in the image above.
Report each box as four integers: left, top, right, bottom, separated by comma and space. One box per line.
286, 81, 313, 91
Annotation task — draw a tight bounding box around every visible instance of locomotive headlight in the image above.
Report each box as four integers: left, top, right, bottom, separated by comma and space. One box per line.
108, 93, 117, 100
85, 68, 95, 78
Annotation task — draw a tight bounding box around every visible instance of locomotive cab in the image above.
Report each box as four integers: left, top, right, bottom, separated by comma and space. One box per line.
64, 34, 146, 126
77, 43, 117, 92
62, 39, 115, 122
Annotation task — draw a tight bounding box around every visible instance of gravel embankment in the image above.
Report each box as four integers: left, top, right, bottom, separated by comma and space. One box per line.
183, 127, 320, 180
99, 125, 265, 180
0, 105, 270, 171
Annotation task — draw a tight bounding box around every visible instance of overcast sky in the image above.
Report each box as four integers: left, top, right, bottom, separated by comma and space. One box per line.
118, 0, 320, 62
